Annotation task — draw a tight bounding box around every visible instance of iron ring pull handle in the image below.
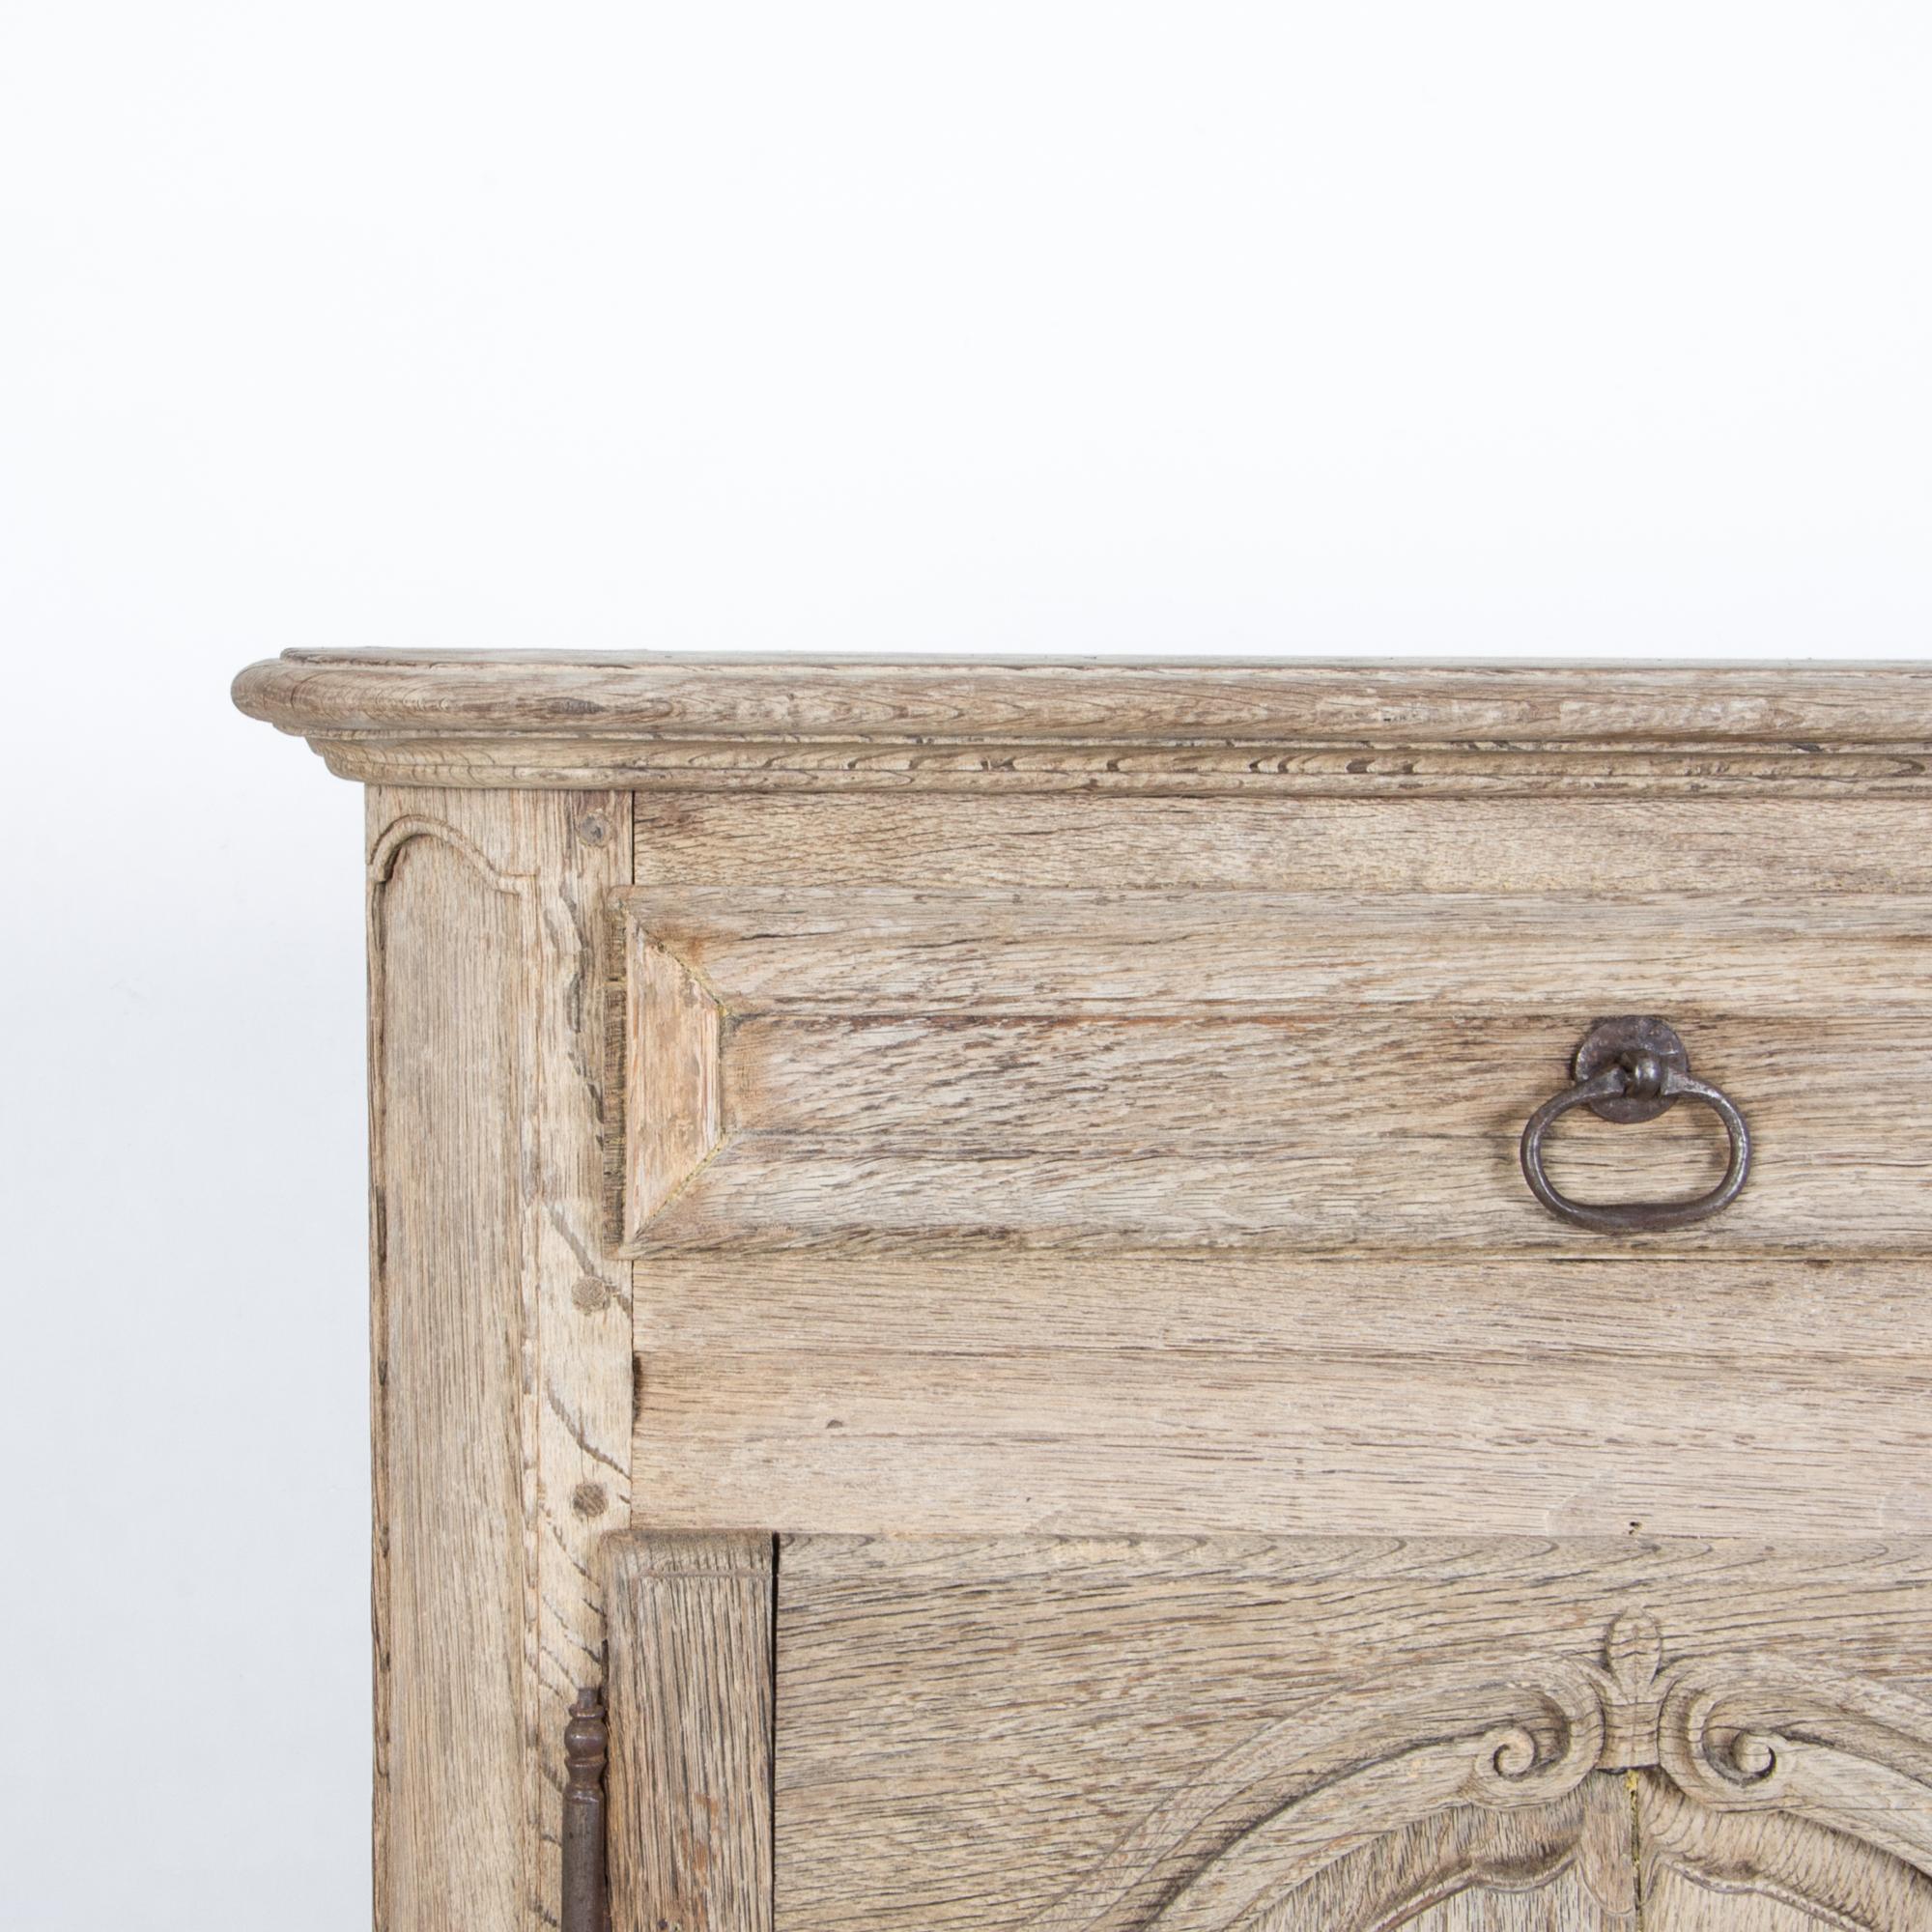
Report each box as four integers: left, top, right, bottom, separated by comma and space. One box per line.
1520, 1016, 1751, 1234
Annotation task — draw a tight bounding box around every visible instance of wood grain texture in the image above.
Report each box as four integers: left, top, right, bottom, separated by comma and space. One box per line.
634, 1012, 1932, 1255
309, 739, 1932, 795
234, 663, 1932, 1932
604, 1534, 773, 1932
234, 652, 1932, 742
369, 809, 527, 1932
1638, 1775, 1932, 1928
627, 936, 722, 1224
635, 792, 1932, 895
233, 653, 1932, 793
617, 883, 1932, 1255
619, 886, 1932, 1015
368, 788, 632, 1932
631, 1254, 1932, 1539
1229, 1787, 1638, 1931
773, 1536, 1932, 1932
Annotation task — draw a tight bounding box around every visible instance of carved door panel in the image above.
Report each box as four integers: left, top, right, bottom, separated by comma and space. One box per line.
601, 1531, 1932, 1932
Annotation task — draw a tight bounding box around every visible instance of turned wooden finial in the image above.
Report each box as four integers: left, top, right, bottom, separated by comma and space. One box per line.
561, 1688, 610, 1932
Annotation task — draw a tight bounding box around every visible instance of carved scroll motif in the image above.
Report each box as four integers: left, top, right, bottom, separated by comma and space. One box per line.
1028, 1611, 1932, 1932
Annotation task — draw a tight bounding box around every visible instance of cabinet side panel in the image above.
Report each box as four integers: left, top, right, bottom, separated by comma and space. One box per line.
368, 788, 633, 1932
370, 815, 528, 1932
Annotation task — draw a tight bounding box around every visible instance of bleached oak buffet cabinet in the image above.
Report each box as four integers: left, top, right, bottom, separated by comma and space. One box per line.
234, 651, 1932, 1932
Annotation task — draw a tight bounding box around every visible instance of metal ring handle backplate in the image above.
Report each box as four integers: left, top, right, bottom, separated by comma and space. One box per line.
1520, 1016, 1751, 1234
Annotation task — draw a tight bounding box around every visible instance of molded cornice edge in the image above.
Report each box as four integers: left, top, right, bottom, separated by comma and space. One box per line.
233, 649, 1932, 794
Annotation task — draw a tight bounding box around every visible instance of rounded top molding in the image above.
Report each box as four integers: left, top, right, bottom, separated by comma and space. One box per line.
233, 648, 1932, 795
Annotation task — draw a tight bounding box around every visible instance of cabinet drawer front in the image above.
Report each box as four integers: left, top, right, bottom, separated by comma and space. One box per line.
622, 793, 1932, 1539
603, 1532, 1932, 1932
619, 887, 1932, 1256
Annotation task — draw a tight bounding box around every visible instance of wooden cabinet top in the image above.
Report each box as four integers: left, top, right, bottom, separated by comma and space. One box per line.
233, 649, 1932, 794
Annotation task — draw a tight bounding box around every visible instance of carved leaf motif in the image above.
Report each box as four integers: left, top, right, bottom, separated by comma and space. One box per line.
1604, 1609, 1664, 1702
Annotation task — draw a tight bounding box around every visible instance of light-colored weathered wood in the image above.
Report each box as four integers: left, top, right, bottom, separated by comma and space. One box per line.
633, 1013, 1932, 1254
724, 1011, 1925, 1156
369, 809, 526, 1932
231, 651, 1932, 744
233, 652, 1932, 793
604, 1534, 773, 1932
636, 791, 1932, 894
628, 1122, 1927, 1257
627, 935, 722, 1225
1237, 1788, 1637, 1932
618, 885, 1932, 1254
1638, 1879, 1833, 1930
368, 788, 632, 1932
621, 886, 1932, 1015
632, 1253, 1932, 1539
773, 1536, 1932, 1932
1638, 1775, 1932, 1928
315, 737, 1932, 794
234, 658, 1932, 1932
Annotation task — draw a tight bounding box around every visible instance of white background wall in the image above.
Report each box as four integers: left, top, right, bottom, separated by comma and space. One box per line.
2, 5, 1927, 1925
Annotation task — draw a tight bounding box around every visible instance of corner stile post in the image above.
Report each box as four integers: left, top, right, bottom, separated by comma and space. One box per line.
364, 787, 634, 1932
